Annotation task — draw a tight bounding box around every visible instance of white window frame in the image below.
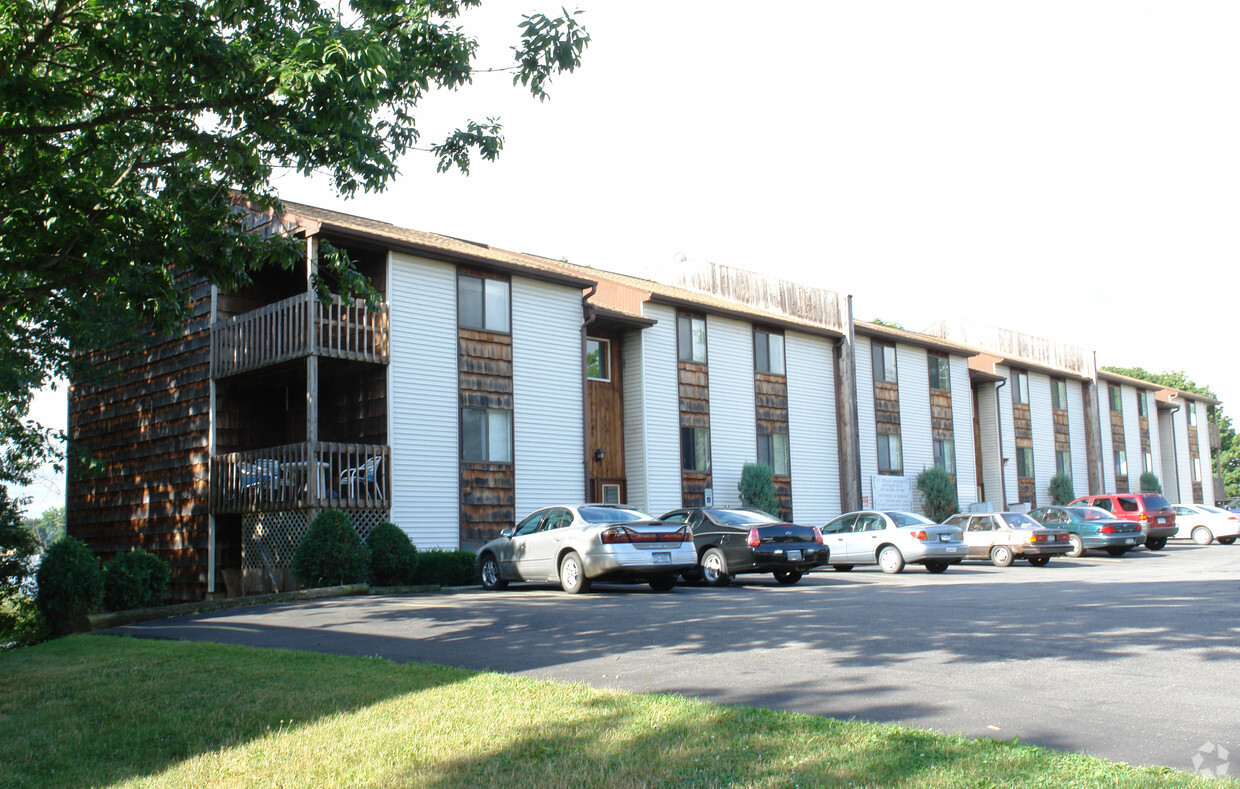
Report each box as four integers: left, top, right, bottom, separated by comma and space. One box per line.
586, 337, 611, 382
1012, 371, 1029, 405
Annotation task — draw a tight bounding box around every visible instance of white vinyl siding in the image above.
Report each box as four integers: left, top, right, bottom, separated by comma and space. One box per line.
950, 356, 977, 510
624, 303, 682, 514
977, 382, 1003, 508
997, 365, 1018, 508
855, 335, 878, 484
1098, 389, 1116, 493
1157, 409, 1180, 504
511, 278, 585, 514
707, 315, 757, 508
388, 253, 460, 548
897, 345, 932, 515
1122, 386, 1143, 486
1146, 389, 1164, 492
1174, 405, 1193, 503
1066, 380, 1089, 493
1028, 371, 1054, 506
1196, 403, 1215, 504
786, 332, 839, 523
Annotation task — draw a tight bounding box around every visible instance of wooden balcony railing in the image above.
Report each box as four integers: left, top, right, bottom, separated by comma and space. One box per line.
212, 292, 390, 377
211, 442, 391, 514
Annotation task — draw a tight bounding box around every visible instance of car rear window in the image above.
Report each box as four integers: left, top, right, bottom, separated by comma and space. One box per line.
1001, 513, 1040, 529
888, 512, 934, 527
1142, 495, 1171, 510
579, 506, 653, 523
1072, 507, 1112, 521
710, 509, 781, 526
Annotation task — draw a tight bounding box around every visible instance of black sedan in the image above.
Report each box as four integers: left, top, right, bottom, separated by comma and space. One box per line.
660, 507, 829, 586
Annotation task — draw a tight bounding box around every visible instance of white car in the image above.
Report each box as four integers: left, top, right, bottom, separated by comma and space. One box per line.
941, 511, 1072, 566
475, 504, 697, 593
1168, 503, 1240, 545
820, 511, 966, 573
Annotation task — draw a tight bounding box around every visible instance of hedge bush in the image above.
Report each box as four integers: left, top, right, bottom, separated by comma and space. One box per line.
414, 550, 477, 587
292, 511, 369, 589
367, 521, 419, 586
916, 465, 959, 523
36, 537, 104, 635
738, 462, 780, 518
1049, 473, 1075, 505
104, 548, 170, 611
0, 591, 48, 646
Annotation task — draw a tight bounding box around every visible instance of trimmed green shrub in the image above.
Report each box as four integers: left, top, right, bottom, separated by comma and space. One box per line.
1139, 472, 1163, 494
738, 462, 780, 518
0, 590, 49, 646
36, 537, 104, 635
916, 465, 959, 523
1049, 473, 1076, 505
414, 550, 477, 587
292, 511, 369, 589
104, 548, 170, 611
367, 522, 419, 586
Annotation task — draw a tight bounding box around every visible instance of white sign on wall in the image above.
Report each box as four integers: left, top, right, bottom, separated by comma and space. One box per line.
870, 475, 913, 512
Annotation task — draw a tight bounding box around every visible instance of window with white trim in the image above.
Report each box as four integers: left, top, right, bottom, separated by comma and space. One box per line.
1012, 370, 1029, 405
461, 407, 513, 463
586, 337, 610, 381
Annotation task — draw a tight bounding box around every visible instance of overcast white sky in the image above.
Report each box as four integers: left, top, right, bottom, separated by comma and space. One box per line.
12, 1, 1240, 514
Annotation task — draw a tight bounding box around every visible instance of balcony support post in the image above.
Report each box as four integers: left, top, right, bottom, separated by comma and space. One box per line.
306, 237, 320, 504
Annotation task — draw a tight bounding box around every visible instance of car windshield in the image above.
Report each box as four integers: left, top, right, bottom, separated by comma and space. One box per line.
578, 506, 654, 523
1070, 507, 1114, 521
1142, 495, 1171, 510
709, 509, 781, 526
887, 512, 934, 527
1001, 513, 1040, 529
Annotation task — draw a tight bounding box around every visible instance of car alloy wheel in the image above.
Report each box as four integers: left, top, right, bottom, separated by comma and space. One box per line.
877, 545, 904, 574
1066, 534, 1085, 558
1192, 526, 1214, 546
701, 548, 731, 587
559, 551, 591, 594
479, 554, 508, 590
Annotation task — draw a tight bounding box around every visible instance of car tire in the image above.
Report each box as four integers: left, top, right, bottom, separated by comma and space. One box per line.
1219, 536, 1237, 545
878, 546, 905, 574
832, 564, 855, 572
479, 554, 508, 591
773, 570, 802, 585
924, 561, 949, 573
1028, 556, 1050, 567
1104, 546, 1128, 557
1191, 526, 1214, 546
700, 548, 731, 587
1145, 537, 1167, 551
559, 551, 591, 594
989, 545, 1013, 567
1066, 534, 1085, 558
648, 574, 677, 592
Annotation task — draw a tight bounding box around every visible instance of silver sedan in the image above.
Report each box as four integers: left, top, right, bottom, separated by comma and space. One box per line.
820, 511, 966, 573
475, 504, 697, 593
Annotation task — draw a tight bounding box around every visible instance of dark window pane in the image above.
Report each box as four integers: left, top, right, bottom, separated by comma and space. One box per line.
459, 275, 484, 329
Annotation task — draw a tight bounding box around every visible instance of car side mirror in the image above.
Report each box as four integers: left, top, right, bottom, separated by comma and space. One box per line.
501, 528, 513, 539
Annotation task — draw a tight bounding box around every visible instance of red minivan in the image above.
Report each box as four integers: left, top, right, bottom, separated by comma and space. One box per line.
1068, 493, 1177, 550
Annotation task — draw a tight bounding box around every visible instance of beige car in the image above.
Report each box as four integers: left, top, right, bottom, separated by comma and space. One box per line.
941, 512, 1072, 567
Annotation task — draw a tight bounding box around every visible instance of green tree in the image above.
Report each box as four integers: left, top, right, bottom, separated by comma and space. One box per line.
23, 505, 64, 549
1102, 367, 1236, 498
0, 0, 589, 527
915, 466, 958, 523
1139, 471, 1162, 494
1048, 473, 1075, 505
738, 463, 780, 519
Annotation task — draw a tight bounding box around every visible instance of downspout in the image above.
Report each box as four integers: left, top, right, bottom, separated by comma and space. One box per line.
1168, 395, 1181, 503
995, 378, 1008, 509
581, 285, 598, 500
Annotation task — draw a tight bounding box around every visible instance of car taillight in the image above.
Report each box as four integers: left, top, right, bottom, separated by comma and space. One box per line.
747, 528, 761, 548
602, 525, 692, 544
1099, 525, 1115, 534
1138, 513, 1149, 522
1030, 533, 1047, 543
813, 525, 824, 544
1056, 533, 1068, 541
600, 527, 630, 544
909, 530, 927, 541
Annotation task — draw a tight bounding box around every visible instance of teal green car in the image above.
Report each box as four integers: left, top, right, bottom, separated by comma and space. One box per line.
1029, 506, 1142, 557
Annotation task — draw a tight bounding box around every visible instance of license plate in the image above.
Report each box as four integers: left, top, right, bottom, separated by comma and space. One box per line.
1157, 517, 1166, 524
787, 549, 803, 561
946, 547, 957, 553
1125, 539, 1135, 544
652, 552, 670, 564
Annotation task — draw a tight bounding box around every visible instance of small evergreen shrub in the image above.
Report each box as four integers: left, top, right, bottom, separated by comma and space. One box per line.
1139, 472, 1162, 494
36, 537, 104, 635
0, 591, 49, 646
414, 550, 477, 587
104, 548, 170, 611
367, 522, 419, 586
1049, 473, 1076, 505
738, 462, 780, 518
916, 465, 959, 523
292, 511, 369, 589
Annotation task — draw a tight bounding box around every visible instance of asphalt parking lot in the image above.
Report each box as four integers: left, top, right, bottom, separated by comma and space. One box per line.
109, 542, 1240, 774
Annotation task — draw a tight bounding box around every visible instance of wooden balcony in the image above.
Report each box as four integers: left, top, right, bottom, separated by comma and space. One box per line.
211, 442, 391, 514
212, 292, 390, 378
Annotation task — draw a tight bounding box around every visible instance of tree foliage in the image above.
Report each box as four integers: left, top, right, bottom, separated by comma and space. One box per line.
915, 465, 958, 523
738, 463, 780, 519
22, 505, 64, 550
1048, 473, 1075, 505
1102, 366, 1236, 497
1139, 471, 1162, 494
0, 0, 589, 523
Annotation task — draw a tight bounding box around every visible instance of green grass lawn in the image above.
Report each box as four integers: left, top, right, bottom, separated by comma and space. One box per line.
0, 635, 1230, 788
